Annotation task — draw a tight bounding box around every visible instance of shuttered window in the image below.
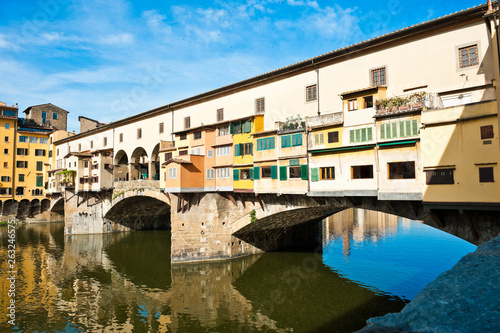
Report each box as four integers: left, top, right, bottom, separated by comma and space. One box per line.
327, 131, 339, 143
311, 168, 319, 182
301, 165, 308, 180
279, 166, 287, 180
271, 165, 278, 179
479, 167, 494, 183
350, 127, 373, 143
425, 169, 454, 184
481, 125, 494, 139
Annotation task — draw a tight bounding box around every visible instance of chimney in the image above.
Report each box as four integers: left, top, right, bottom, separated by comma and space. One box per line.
487, 0, 493, 12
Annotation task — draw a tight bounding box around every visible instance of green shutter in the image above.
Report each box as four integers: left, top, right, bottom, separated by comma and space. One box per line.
249, 142, 253, 155
234, 144, 240, 156
233, 169, 239, 181
230, 123, 235, 134
301, 165, 308, 180
356, 129, 361, 143
311, 168, 319, 182
350, 130, 355, 143
271, 165, 277, 179
257, 139, 262, 150
240, 143, 244, 156
361, 128, 367, 142
297, 133, 303, 146
249, 168, 254, 180
367, 127, 373, 141
36, 176, 43, 187
411, 119, 419, 136
270, 137, 275, 149
380, 124, 386, 140
48, 150, 52, 158
406, 120, 411, 137
279, 166, 287, 180
254, 167, 260, 180
392, 122, 398, 138
243, 120, 251, 133
36, 161, 43, 171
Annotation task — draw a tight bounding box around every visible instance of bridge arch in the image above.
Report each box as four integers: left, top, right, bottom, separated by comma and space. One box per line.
150, 143, 160, 180
105, 190, 171, 230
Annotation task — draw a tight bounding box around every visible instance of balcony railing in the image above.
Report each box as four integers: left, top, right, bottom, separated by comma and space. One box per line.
375, 92, 436, 116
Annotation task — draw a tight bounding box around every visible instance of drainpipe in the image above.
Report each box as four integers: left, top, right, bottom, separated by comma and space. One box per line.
311, 60, 320, 116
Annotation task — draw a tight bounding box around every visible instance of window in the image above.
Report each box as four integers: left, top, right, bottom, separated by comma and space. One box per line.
168, 167, 177, 179
159, 122, 164, 133
479, 167, 494, 183
84, 160, 89, 168
364, 96, 373, 108
178, 150, 188, 156
327, 131, 339, 143
314, 133, 324, 145
350, 127, 373, 143
78, 143, 81, 151
35, 149, 46, 156
137, 128, 142, 139
217, 167, 231, 179
19, 136, 28, 143
240, 169, 251, 180
48, 150, 52, 158
261, 166, 272, 178
244, 143, 253, 155
230, 122, 242, 134
400, 119, 419, 138
289, 166, 301, 179
90, 141, 94, 149
16, 187, 25, 196
425, 169, 454, 185
217, 108, 224, 122
42, 111, 46, 119
184, 117, 191, 129
40, 137, 48, 144
320, 167, 335, 180
36, 176, 43, 187
119, 133, 123, 142
53, 112, 58, 120
352, 165, 373, 179
306, 85, 317, 101
257, 137, 275, 150
255, 97, 265, 113
50, 137, 52, 144
3, 162, 7, 168
56, 149, 59, 156
206, 169, 215, 180
1, 176, 9, 182
5, 123, 9, 129
281, 135, 291, 148
207, 150, 214, 158
371, 67, 386, 86
193, 131, 202, 140
16, 161, 28, 168
180, 133, 187, 140
29, 137, 38, 143
216, 146, 230, 156
3, 149, 7, 154
348, 99, 357, 111
36, 161, 43, 171
4, 136, 8, 143
17, 148, 28, 155
459, 45, 478, 68
218, 125, 229, 136
481, 125, 494, 139
103, 137, 108, 146
388, 162, 415, 179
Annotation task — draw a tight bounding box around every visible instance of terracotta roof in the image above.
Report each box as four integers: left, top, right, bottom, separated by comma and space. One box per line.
252, 129, 278, 137
340, 86, 386, 97
161, 158, 193, 166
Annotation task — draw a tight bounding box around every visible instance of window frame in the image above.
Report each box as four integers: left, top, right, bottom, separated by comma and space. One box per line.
479, 167, 494, 183
371, 66, 386, 86
458, 44, 479, 69
306, 84, 317, 102
184, 116, 191, 130
255, 97, 265, 113
481, 125, 494, 140
217, 108, 224, 122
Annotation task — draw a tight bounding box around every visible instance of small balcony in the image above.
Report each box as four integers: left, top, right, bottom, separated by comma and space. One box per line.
306, 112, 343, 129
375, 92, 436, 117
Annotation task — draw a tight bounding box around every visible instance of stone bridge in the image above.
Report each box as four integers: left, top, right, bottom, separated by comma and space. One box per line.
59, 180, 499, 263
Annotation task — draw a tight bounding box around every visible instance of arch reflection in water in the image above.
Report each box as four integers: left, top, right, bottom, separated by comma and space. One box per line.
322, 208, 477, 300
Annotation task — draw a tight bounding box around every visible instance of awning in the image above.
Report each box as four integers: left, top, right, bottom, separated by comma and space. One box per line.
377, 140, 417, 147
309, 144, 375, 154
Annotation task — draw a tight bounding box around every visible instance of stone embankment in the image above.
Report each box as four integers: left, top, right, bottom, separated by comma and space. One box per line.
359, 235, 500, 332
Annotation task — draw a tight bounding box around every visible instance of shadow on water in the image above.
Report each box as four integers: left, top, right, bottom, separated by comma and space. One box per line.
233, 251, 407, 333
105, 230, 172, 289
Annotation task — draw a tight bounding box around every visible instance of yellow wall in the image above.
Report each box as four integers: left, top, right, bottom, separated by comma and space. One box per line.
15, 131, 50, 201
0, 118, 15, 199
421, 101, 500, 203
342, 87, 387, 111
309, 125, 343, 150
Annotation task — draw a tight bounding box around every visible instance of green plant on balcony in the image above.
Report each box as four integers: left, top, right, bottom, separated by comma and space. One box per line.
56, 170, 76, 187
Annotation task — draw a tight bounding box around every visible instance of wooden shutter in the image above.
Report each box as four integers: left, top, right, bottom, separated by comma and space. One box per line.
270, 137, 275, 149
254, 167, 260, 180
380, 124, 386, 140
230, 123, 235, 134
233, 169, 239, 181
234, 144, 240, 156
350, 130, 355, 143
301, 165, 308, 180
481, 125, 494, 139
271, 165, 278, 179
311, 168, 319, 182
279, 166, 287, 180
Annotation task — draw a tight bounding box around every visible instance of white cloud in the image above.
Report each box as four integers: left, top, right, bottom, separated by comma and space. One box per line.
98, 33, 134, 45
142, 9, 172, 35
0, 34, 13, 48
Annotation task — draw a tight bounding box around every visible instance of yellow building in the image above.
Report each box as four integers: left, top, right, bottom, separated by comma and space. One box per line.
421, 100, 500, 206
0, 102, 18, 201
15, 119, 51, 201
233, 114, 263, 192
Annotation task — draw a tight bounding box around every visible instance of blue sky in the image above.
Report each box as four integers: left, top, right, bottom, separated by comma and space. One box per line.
0, 0, 484, 132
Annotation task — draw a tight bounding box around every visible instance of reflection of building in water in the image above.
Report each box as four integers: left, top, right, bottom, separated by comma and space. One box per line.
323, 208, 410, 257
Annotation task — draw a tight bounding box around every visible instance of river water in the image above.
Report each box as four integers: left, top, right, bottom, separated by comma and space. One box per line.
0, 209, 476, 332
